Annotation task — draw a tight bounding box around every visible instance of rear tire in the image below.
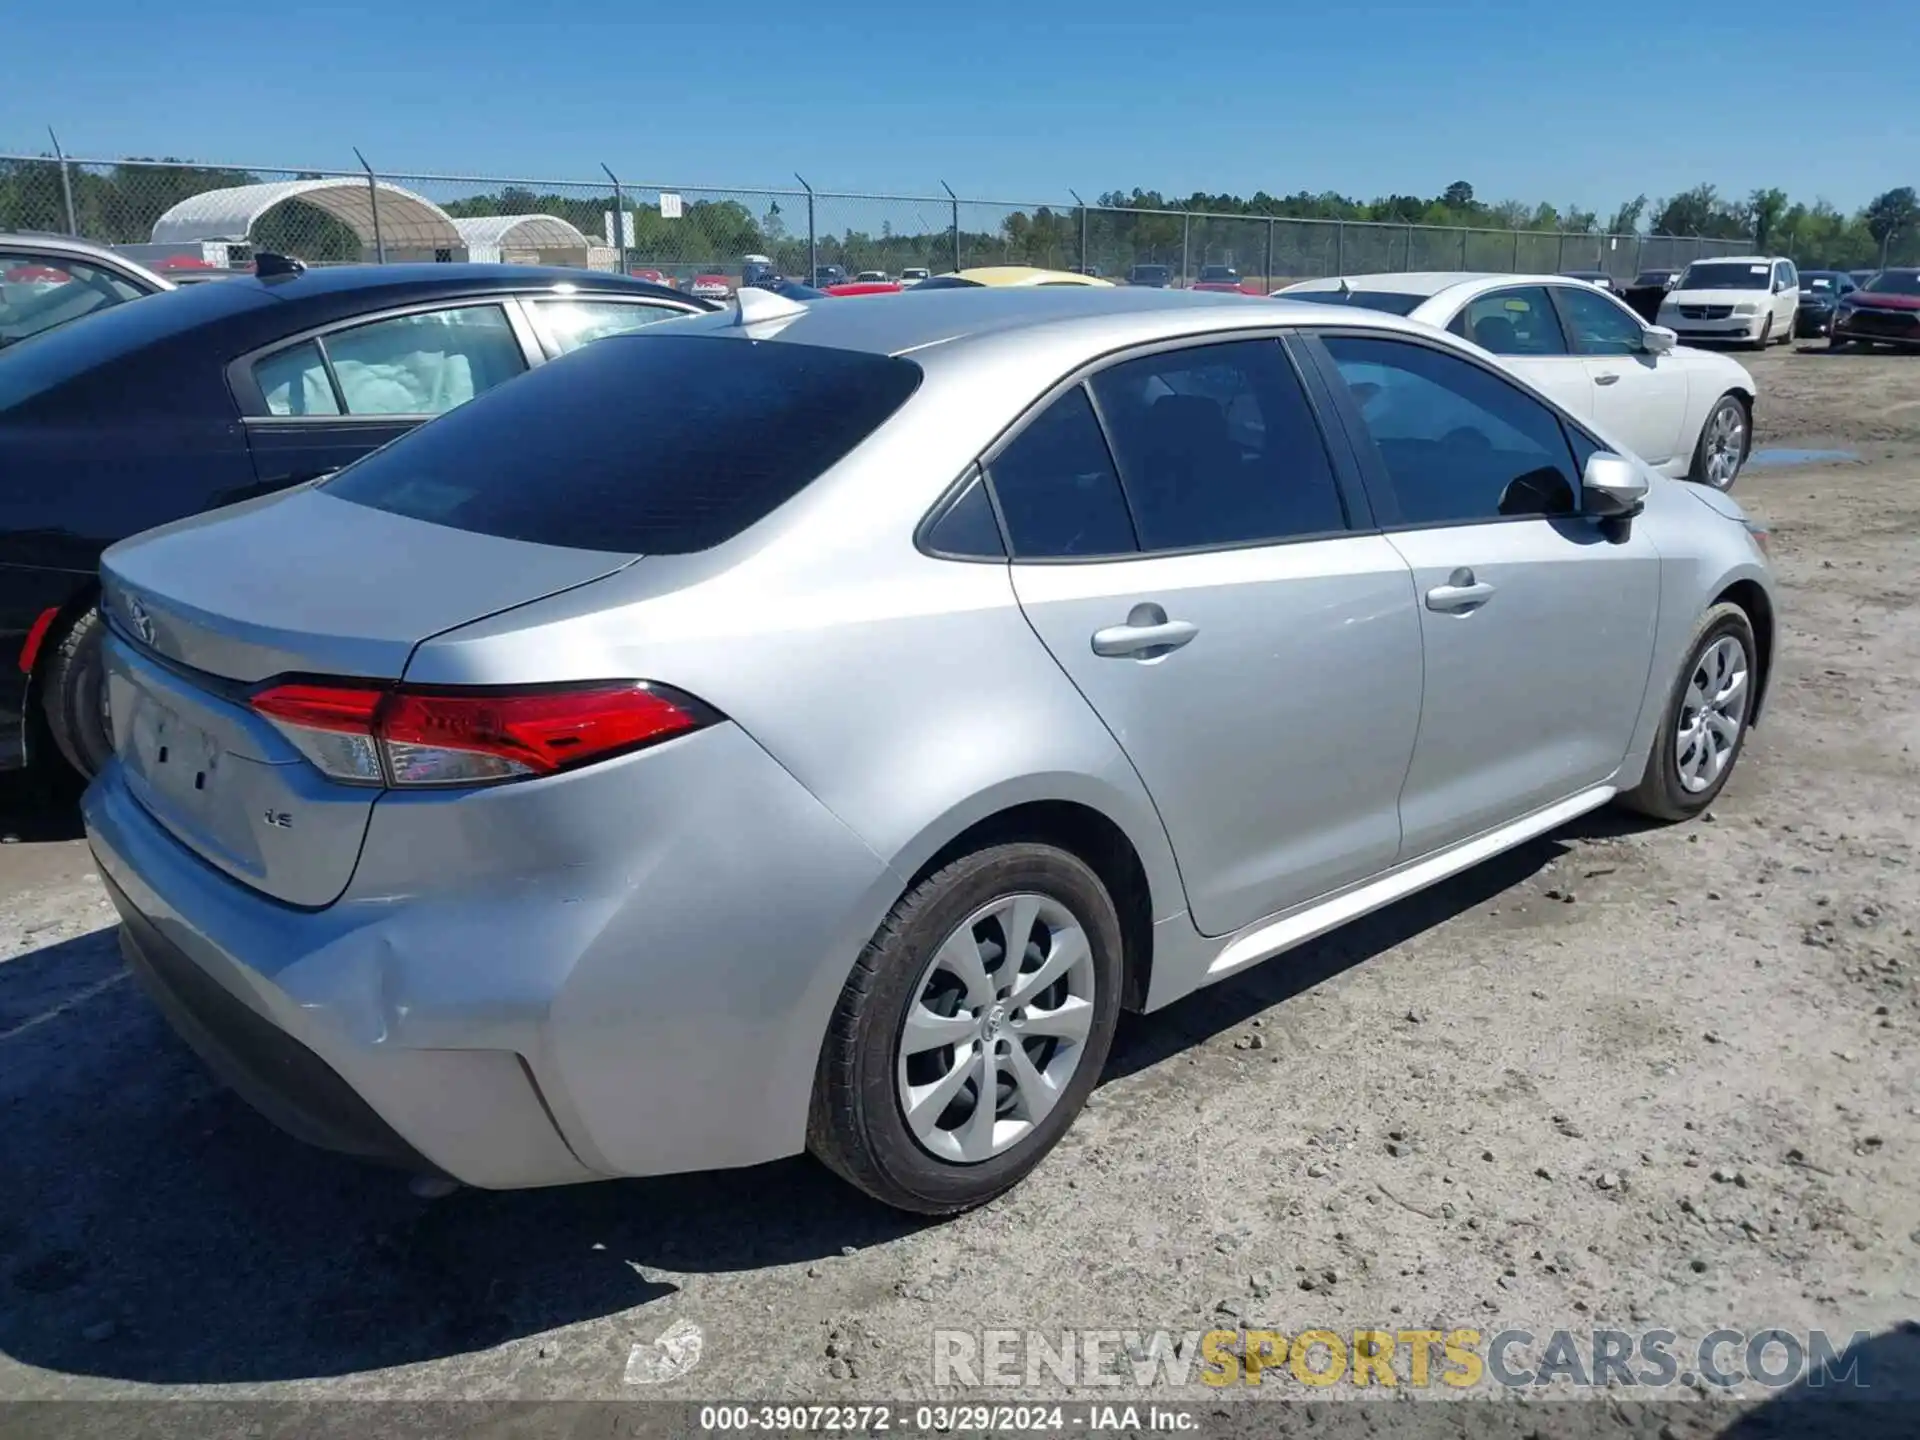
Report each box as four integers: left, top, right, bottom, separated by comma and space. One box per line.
1619, 603, 1757, 822
40, 607, 113, 782
808, 842, 1124, 1215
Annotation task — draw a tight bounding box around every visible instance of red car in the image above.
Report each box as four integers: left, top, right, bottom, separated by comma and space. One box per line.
627, 268, 676, 288
824, 281, 903, 297
1831, 269, 1920, 350
688, 274, 732, 302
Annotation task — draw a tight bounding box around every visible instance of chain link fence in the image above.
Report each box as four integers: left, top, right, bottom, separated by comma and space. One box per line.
3, 150, 1758, 292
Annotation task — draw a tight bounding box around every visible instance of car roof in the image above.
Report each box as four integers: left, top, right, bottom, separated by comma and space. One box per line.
225, 262, 687, 305
666, 284, 1416, 364
1686, 256, 1778, 265
1283, 272, 1606, 301
948, 266, 1105, 286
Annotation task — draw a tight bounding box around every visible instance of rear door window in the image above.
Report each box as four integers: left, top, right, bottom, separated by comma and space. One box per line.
323, 305, 527, 415
1451, 287, 1570, 356
0, 253, 153, 350
1087, 340, 1347, 549
324, 334, 922, 553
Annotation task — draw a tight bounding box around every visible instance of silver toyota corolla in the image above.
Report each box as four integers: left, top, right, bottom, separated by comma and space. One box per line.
84, 286, 1777, 1214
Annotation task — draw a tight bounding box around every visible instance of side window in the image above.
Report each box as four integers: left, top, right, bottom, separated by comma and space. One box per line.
254, 341, 340, 416
1321, 335, 1579, 525
921, 470, 1005, 558
1088, 339, 1347, 550
0, 255, 150, 348
1552, 286, 1646, 357
1454, 287, 1569, 356
324, 305, 526, 416
531, 298, 682, 355
986, 385, 1136, 559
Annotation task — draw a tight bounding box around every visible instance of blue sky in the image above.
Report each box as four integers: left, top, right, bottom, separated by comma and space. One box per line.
8, 0, 1914, 212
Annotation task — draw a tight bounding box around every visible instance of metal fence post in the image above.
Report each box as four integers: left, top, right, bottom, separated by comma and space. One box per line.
1510, 229, 1520, 272
1336, 221, 1345, 274
601, 163, 628, 275
47, 127, 78, 237
1180, 212, 1190, 287
1403, 223, 1413, 271
794, 174, 816, 283
941, 181, 960, 272
1265, 217, 1276, 291
1459, 228, 1469, 268
353, 147, 386, 263
1070, 189, 1089, 273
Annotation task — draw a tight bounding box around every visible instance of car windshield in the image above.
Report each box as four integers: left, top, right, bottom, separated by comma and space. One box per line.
1680, 262, 1771, 290
1632, 271, 1673, 285
1863, 270, 1920, 296
1800, 274, 1837, 291
324, 333, 923, 554
1282, 289, 1427, 316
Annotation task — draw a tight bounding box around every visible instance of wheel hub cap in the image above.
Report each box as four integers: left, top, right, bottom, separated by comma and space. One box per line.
1675, 635, 1749, 794
894, 892, 1098, 1164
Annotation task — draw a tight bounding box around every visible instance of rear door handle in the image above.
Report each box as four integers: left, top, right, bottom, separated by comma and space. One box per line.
1594, 372, 1622, 386
1092, 604, 1199, 659
1425, 568, 1496, 614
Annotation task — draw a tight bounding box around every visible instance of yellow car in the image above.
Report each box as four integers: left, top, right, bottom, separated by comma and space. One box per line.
913, 266, 1115, 289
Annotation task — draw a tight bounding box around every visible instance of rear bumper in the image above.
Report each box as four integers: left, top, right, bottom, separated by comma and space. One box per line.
84, 721, 899, 1188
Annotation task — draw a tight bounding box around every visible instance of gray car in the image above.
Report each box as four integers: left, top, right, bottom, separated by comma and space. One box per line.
84, 287, 1777, 1214
1, 232, 172, 351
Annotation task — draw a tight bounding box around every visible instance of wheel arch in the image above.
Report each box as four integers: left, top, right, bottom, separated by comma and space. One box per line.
904, 797, 1161, 1012
1712, 577, 1775, 723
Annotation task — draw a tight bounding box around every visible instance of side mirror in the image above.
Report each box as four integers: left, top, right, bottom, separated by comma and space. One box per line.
1643, 325, 1677, 355
1583, 451, 1649, 518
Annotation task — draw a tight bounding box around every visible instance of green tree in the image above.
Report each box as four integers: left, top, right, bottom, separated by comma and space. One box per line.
1749, 188, 1789, 249
1866, 186, 1919, 266
1607, 194, 1648, 235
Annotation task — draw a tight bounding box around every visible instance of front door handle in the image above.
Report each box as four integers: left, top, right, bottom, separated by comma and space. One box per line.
1425, 567, 1496, 614
1092, 602, 1199, 659
1594, 372, 1622, 386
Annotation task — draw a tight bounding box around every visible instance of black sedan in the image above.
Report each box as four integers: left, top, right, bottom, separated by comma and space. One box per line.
1793, 270, 1860, 337
0, 262, 710, 780
1831, 268, 1920, 351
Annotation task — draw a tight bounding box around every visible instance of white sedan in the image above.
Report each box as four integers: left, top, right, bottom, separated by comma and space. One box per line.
1278, 273, 1758, 490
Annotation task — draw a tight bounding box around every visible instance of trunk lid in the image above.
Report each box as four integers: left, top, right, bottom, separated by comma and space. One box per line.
100, 486, 638, 907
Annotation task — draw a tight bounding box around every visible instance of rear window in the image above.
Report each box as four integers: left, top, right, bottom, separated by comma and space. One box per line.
322, 333, 923, 553
1281, 290, 1427, 316
0, 278, 269, 414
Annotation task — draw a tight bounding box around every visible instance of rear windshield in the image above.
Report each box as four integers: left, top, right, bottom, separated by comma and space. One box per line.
909, 275, 983, 290
323, 332, 923, 553
1282, 290, 1426, 316
0, 279, 269, 413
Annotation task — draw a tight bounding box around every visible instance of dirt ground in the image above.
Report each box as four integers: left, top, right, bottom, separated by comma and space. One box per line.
1, 345, 1917, 1432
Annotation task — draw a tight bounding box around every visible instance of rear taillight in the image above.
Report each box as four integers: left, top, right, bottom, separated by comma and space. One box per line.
249, 680, 713, 787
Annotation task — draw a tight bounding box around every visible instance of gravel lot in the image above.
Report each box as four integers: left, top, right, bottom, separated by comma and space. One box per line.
2, 346, 1917, 1428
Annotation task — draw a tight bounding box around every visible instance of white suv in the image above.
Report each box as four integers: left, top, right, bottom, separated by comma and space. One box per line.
1659, 257, 1799, 348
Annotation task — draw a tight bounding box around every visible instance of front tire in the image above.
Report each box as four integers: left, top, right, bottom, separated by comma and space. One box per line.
40, 607, 113, 781
1688, 394, 1749, 491
809, 842, 1123, 1215
1619, 603, 1757, 822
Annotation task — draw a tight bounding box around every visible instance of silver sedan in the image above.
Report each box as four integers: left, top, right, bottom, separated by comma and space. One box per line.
86, 285, 1776, 1214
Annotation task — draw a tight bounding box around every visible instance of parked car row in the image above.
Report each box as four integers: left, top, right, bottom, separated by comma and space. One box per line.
37, 276, 1774, 1217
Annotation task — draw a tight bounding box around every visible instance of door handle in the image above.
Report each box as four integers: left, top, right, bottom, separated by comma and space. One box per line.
1091, 603, 1199, 659
1425, 567, 1496, 614
1594, 372, 1622, 386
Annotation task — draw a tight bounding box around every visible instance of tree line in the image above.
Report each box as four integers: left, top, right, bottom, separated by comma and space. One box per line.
3, 157, 1914, 274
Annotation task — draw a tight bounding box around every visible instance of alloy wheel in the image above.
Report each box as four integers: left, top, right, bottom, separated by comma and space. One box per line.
894, 892, 1098, 1164
1675, 635, 1749, 794
1703, 402, 1747, 490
